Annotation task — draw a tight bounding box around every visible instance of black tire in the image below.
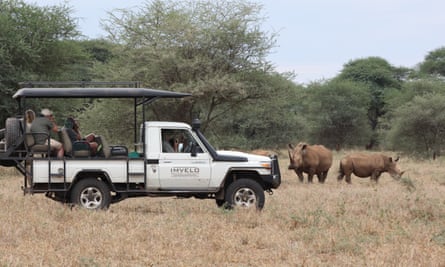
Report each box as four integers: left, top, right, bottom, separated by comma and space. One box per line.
6, 118, 22, 149
225, 179, 265, 210
70, 178, 111, 210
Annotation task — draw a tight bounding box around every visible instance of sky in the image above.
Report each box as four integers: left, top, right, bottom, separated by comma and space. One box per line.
24, 0, 445, 84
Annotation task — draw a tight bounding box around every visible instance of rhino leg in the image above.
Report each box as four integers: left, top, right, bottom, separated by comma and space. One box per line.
371, 171, 381, 183
345, 174, 352, 184
337, 174, 343, 181
322, 171, 328, 183
317, 172, 327, 183
316, 173, 323, 183
296, 171, 304, 183
308, 172, 315, 183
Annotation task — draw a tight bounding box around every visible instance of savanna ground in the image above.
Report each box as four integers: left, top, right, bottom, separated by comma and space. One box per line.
0, 150, 444, 267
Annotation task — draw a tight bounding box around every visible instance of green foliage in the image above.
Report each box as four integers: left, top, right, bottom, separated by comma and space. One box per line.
0, 0, 86, 126
80, 39, 115, 64
0, 0, 79, 82
419, 46, 445, 77
336, 57, 405, 148
2, 0, 445, 157
385, 92, 445, 157
302, 80, 372, 148
75, 99, 136, 146
384, 79, 445, 109
93, 0, 292, 149
209, 73, 303, 149
338, 57, 402, 88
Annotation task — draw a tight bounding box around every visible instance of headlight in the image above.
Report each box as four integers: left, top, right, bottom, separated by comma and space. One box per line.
260, 162, 271, 169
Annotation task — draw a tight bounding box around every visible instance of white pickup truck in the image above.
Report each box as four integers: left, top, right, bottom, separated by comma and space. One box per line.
0, 83, 281, 210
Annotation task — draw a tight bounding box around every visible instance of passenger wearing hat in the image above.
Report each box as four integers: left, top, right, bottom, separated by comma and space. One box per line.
30, 108, 64, 158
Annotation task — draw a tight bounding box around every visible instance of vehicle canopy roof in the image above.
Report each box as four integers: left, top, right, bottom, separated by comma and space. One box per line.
12, 82, 192, 148
13, 87, 191, 100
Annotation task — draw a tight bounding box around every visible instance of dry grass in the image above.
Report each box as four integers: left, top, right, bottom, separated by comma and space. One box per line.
0, 150, 444, 266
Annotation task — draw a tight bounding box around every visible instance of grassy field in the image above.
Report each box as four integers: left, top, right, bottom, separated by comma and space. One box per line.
0, 150, 444, 266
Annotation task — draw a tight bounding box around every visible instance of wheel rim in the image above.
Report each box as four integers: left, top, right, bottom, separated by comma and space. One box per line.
233, 187, 257, 208
79, 186, 103, 209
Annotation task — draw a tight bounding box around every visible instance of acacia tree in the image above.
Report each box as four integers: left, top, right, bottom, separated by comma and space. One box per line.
386, 92, 445, 158
0, 0, 86, 126
419, 47, 445, 77
97, 0, 278, 128
303, 80, 372, 149
336, 57, 406, 148
212, 72, 303, 149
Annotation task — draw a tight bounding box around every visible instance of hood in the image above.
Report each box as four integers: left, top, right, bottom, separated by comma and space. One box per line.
217, 150, 270, 162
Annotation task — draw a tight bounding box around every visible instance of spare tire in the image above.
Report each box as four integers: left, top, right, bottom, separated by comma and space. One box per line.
6, 118, 23, 149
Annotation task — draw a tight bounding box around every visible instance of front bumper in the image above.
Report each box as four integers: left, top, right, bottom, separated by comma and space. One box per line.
261, 155, 281, 189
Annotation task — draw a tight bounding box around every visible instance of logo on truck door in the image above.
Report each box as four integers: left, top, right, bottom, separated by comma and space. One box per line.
171, 167, 200, 177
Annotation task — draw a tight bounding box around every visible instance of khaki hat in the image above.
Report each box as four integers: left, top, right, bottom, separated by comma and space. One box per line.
41, 108, 53, 116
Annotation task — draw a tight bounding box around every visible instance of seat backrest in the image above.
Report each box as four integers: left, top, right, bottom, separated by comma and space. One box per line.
25, 132, 50, 154
96, 135, 111, 158
60, 128, 72, 154
73, 141, 90, 157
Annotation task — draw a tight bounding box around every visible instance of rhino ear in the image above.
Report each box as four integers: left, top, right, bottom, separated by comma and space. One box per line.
288, 143, 295, 149
390, 156, 400, 162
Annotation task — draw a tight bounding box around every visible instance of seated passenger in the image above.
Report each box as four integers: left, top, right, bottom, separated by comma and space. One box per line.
162, 131, 177, 153
25, 109, 35, 132
64, 117, 99, 156
30, 108, 64, 158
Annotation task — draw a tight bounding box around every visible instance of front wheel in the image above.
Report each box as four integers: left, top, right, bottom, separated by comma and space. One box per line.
225, 179, 265, 210
70, 178, 111, 210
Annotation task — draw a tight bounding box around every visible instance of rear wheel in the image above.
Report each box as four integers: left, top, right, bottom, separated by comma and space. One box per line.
225, 179, 265, 210
70, 178, 111, 210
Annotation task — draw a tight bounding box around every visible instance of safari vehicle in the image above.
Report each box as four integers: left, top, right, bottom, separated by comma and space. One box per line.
0, 82, 281, 210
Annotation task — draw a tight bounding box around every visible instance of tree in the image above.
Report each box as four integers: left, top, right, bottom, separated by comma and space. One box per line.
211, 72, 304, 149
99, 0, 276, 120
385, 92, 445, 158
336, 57, 404, 148
91, 0, 295, 148
385, 79, 445, 108
303, 80, 372, 149
0, 0, 85, 126
419, 47, 445, 77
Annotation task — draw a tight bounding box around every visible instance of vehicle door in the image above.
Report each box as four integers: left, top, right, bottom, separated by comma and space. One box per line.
158, 128, 211, 189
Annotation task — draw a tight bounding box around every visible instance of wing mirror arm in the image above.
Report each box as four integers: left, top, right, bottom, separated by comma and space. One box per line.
190, 142, 197, 157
